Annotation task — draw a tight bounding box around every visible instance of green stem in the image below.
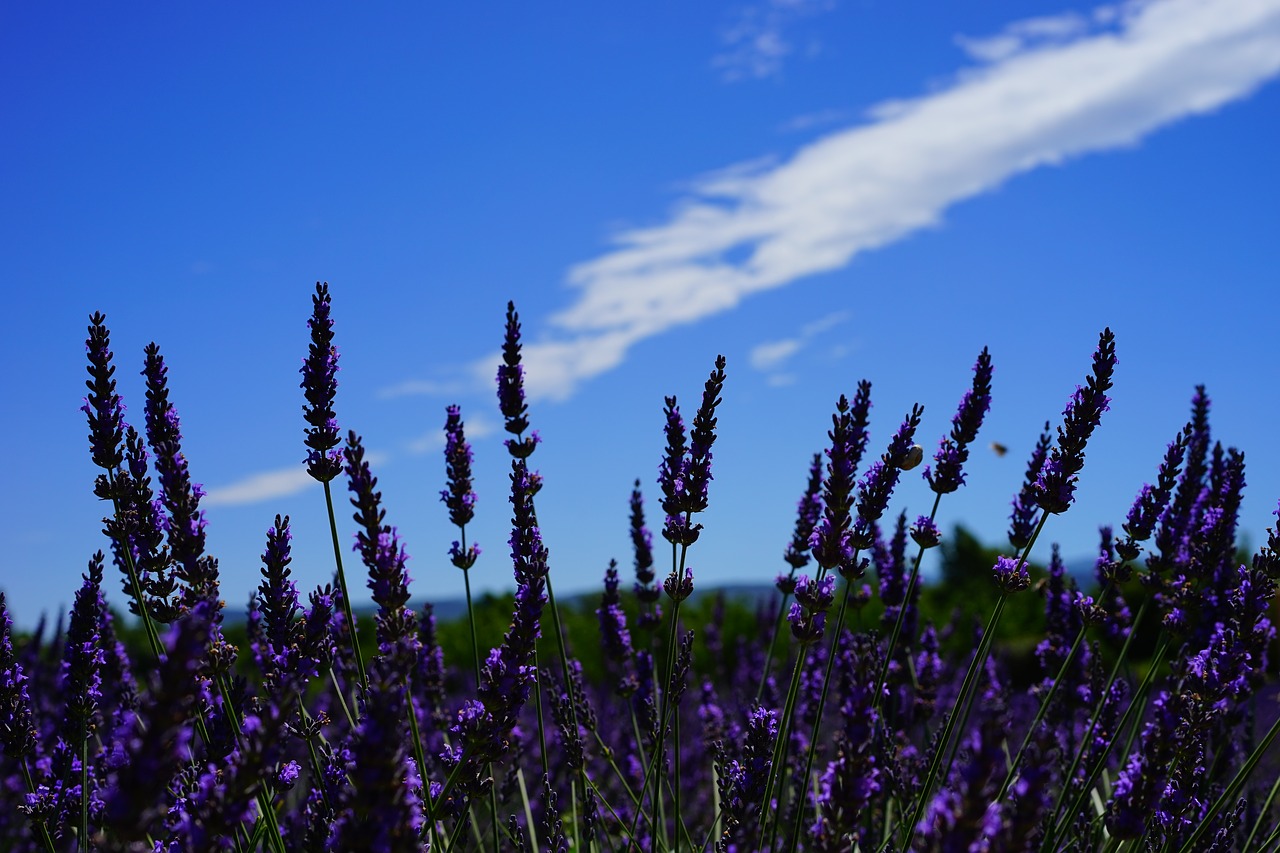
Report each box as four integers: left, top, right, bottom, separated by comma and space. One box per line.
995, 579, 1119, 804
757, 644, 806, 851
1244, 756, 1280, 853
1179, 710, 1280, 853
322, 478, 368, 697
757, 575, 796, 703
784, 570, 859, 852
1042, 638, 1169, 851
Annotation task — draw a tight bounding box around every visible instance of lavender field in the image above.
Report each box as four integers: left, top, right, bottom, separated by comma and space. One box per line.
1, 282, 1278, 852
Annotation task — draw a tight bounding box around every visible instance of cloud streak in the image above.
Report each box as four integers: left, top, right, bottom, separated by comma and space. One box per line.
391, 0, 1280, 405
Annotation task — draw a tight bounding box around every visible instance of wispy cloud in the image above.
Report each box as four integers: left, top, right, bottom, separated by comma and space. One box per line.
204, 452, 390, 507
408, 412, 499, 455
389, 0, 1280, 406
203, 466, 316, 507
713, 0, 836, 82
749, 310, 850, 382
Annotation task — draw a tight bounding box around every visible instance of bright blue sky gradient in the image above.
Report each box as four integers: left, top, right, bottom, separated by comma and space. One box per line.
3, 1, 1279, 627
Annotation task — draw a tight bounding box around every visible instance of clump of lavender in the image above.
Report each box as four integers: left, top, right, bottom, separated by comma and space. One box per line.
7, 298, 1279, 853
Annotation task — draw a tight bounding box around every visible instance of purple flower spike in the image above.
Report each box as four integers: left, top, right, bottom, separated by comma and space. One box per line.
991, 555, 1031, 593
1118, 426, 1188, 562
497, 302, 541, 462
345, 432, 417, 650
0, 592, 37, 765
1009, 421, 1053, 550
441, 405, 477, 529
684, 354, 728, 516
656, 356, 727, 547
925, 346, 994, 495
784, 452, 825, 570
851, 404, 925, 551
910, 515, 941, 549
301, 282, 343, 483
82, 312, 127, 473
142, 343, 218, 611
1035, 328, 1118, 514
810, 382, 873, 573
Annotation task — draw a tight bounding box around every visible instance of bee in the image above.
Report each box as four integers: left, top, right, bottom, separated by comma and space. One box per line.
990, 442, 1008, 457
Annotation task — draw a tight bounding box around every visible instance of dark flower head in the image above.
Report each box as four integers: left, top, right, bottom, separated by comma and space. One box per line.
810, 382, 873, 572
925, 346, 993, 494
910, 515, 941, 549
301, 282, 343, 482
784, 452, 824, 570
1118, 426, 1188, 561
663, 567, 694, 602
440, 404, 478, 529
1035, 328, 1118, 514
0, 592, 37, 762
498, 301, 532, 439
142, 343, 217, 610
345, 432, 416, 648
852, 404, 925, 545
683, 354, 728, 515
82, 311, 127, 472
629, 479, 656, 586
992, 555, 1031, 593
1009, 421, 1053, 549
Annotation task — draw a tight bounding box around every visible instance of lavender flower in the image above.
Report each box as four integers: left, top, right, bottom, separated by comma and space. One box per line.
441, 405, 476, 528
924, 346, 993, 495
810, 382, 873, 573
82, 312, 127, 473
991, 555, 1031, 593
910, 515, 941, 550
596, 561, 635, 674
784, 452, 825, 570
142, 343, 217, 609
1117, 425, 1188, 561
1009, 421, 1052, 550
715, 706, 777, 848
0, 593, 37, 766
850, 404, 925, 552
301, 281, 343, 483
1034, 328, 1118, 514
345, 432, 417, 651
498, 301, 539, 458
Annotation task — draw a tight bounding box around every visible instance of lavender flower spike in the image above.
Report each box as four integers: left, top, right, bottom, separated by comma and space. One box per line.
142, 343, 218, 610
1009, 421, 1052, 549
441, 404, 480, 570
784, 452, 824, 570
82, 312, 126, 473
498, 301, 539, 458
810, 382, 873, 573
346, 431, 417, 651
301, 281, 343, 483
1035, 328, 1118, 514
850, 404, 925, 552
0, 592, 37, 767
925, 346, 993, 494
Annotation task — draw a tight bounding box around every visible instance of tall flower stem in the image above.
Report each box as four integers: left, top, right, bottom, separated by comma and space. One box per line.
756, 579, 795, 702
1244, 756, 1280, 852
994, 578, 1119, 804
871, 491, 942, 712
322, 479, 367, 697
902, 510, 1048, 850
757, 641, 807, 851
1041, 637, 1170, 851
785, 565, 864, 852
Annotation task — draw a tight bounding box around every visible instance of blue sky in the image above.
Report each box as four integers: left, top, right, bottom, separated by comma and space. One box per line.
3, 0, 1279, 628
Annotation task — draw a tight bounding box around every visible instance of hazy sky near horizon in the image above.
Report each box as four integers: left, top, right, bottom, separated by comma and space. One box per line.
3, 0, 1279, 628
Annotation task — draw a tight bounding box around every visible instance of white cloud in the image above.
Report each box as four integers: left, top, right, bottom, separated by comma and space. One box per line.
530, 0, 1280, 399
408, 413, 499, 455
750, 339, 803, 371
749, 309, 850, 375
204, 451, 390, 507
377, 378, 470, 400
391, 0, 1280, 406
203, 466, 316, 507
713, 0, 836, 82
